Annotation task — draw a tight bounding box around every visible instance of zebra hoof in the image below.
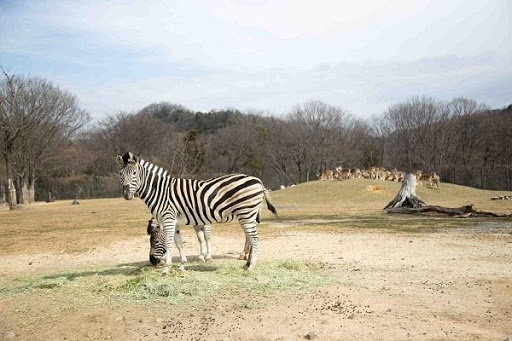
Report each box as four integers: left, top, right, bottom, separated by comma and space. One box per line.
205, 255, 213, 263
161, 267, 169, 276
238, 254, 247, 260
197, 255, 206, 263
178, 265, 186, 272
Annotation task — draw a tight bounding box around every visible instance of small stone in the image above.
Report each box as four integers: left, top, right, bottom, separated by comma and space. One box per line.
305, 331, 316, 340
347, 314, 355, 319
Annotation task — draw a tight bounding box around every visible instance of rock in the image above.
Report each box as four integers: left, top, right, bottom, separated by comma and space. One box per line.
305, 331, 316, 340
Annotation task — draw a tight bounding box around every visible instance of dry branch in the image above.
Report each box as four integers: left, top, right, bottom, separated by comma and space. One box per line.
386, 204, 512, 218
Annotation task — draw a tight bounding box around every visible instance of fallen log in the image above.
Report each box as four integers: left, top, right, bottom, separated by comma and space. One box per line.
386, 204, 512, 218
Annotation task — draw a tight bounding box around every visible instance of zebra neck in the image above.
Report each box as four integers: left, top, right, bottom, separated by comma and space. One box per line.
136, 159, 170, 200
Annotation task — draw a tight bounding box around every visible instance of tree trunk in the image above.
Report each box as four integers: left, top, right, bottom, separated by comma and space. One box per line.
21, 182, 30, 204
0, 183, 5, 205
384, 173, 426, 209
507, 167, 511, 192
28, 171, 36, 203
4, 152, 17, 210
7, 178, 17, 210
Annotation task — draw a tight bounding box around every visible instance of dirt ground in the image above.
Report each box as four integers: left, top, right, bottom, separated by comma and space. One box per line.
1, 219, 511, 341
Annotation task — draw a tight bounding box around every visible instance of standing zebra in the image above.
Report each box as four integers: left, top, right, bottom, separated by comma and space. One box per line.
117, 152, 277, 274
147, 218, 213, 266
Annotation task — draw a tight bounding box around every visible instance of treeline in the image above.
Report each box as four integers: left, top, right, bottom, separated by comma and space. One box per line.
1, 71, 511, 207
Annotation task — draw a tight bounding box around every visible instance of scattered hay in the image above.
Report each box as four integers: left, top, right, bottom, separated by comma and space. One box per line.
0, 260, 334, 304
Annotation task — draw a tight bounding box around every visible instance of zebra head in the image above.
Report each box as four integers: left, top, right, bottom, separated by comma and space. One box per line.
116, 152, 141, 200
147, 218, 166, 266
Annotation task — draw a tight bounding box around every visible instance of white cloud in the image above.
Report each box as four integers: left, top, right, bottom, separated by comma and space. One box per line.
1, 0, 511, 119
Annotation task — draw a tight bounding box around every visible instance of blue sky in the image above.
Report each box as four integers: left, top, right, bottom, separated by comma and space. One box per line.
1, 0, 511, 120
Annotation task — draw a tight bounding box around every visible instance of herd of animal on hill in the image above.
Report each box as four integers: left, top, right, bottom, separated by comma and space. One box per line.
316, 166, 441, 188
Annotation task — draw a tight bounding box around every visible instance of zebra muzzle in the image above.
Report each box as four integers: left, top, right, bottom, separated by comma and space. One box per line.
122, 186, 134, 200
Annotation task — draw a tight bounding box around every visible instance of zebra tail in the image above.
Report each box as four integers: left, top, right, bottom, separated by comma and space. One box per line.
263, 188, 278, 217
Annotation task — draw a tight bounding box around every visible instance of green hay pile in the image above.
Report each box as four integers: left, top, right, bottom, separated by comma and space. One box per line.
0, 260, 333, 304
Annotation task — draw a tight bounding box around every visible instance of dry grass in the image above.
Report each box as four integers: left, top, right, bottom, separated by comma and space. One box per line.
0, 198, 149, 255
0, 259, 333, 305
268, 179, 512, 218
1, 179, 510, 255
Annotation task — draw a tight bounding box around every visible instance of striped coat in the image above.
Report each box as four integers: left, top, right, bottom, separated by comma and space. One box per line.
117, 152, 276, 274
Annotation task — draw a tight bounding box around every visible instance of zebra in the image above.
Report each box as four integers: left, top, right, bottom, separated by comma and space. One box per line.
147, 218, 212, 266
116, 152, 277, 274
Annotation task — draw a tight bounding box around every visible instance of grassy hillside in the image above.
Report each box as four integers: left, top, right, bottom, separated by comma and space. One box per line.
1, 179, 510, 255
268, 179, 512, 219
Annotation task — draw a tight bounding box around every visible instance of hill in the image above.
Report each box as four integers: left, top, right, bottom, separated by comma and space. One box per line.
269, 179, 512, 218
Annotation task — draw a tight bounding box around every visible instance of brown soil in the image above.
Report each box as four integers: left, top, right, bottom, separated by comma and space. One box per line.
1, 222, 511, 341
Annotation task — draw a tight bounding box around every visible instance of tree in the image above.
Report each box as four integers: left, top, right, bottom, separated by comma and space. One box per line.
97, 111, 171, 158
287, 100, 353, 182
0, 69, 90, 207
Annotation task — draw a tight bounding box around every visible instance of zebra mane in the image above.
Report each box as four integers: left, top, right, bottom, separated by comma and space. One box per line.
139, 158, 169, 178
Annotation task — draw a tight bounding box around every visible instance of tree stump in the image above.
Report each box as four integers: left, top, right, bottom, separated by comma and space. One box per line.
384, 174, 511, 218
384, 173, 425, 209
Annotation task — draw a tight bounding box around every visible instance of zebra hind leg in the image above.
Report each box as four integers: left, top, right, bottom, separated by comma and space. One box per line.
240, 221, 258, 271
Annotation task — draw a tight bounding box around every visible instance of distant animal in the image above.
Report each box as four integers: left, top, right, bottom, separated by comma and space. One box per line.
117, 152, 277, 274
416, 171, 440, 188
334, 166, 351, 180
317, 169, 334, 181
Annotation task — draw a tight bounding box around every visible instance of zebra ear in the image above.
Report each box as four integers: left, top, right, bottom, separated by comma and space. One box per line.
129, 154, 138, 164
123, 152, 137, 164
116, 155, 124, 168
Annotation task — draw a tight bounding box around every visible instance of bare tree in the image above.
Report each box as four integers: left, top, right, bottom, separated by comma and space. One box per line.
0, 70, 90, 207
98, 111, 172, 158
287, 100, 353, 181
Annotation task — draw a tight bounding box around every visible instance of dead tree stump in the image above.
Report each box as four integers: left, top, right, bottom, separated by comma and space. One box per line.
384, 173, 425, 209
384, 173, 511, 218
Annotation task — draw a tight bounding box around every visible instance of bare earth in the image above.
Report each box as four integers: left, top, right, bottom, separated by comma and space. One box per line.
1, 221, 511, 341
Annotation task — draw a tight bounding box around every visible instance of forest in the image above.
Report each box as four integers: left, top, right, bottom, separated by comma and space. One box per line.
1, 71, 511, 208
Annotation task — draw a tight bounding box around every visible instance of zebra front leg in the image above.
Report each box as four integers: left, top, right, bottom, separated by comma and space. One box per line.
203, 225, 213, 262
241, 221, 258, 271
160, 217, 177, 275
173, 227, 188, 269
194, 225, 207, 262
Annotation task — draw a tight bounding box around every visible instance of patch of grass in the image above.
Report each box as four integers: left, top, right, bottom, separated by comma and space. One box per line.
0, 260, 334, 305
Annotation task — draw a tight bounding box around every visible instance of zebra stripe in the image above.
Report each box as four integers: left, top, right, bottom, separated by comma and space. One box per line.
117, 152, 277, 274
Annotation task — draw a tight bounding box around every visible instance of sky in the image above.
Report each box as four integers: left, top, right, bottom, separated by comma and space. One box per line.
1, 0, 511, 120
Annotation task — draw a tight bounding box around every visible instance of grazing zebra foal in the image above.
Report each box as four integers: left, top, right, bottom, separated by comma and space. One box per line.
147, 218, 212, 266
117, 152, 277, 274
